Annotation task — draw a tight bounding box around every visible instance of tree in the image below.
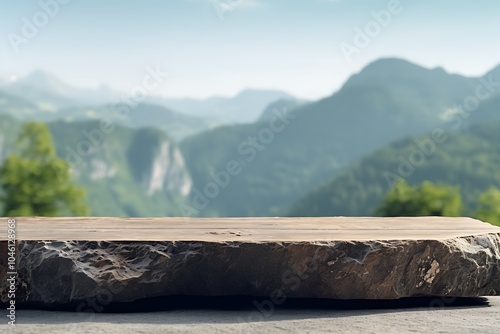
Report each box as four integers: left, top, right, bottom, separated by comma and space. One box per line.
474, 187, 500, 226
376, 180, 462, 217
0, 121, 89, 216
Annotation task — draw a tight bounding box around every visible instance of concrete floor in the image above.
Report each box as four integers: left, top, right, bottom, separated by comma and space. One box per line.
5, 296, 500, 334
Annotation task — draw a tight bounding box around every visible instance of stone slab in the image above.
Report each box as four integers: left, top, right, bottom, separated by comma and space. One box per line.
1, 217, 500, 306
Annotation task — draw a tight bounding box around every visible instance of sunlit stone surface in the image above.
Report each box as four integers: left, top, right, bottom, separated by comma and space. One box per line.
1, 217, 500, 307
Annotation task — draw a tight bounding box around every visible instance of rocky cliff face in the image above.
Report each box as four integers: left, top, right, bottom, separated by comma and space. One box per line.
74, 138, 192, 198
89, 158, 117, 181
146, 141, 192, 196
62, 125, 193, 216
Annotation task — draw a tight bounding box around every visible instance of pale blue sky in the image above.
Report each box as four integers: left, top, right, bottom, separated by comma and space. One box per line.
2, 0, 500, 99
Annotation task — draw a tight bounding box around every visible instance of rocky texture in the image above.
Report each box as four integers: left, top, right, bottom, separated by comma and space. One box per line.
145, 141, 192, 196
1, 217, 500, 307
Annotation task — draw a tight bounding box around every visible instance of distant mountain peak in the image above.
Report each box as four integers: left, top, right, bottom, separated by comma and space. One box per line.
8, 70, 119, 107
23, 69, 64, 85
16, 70, 73, 96
356, 58, 428, 76
340, 58, 470, 93
431, 66, 447, 74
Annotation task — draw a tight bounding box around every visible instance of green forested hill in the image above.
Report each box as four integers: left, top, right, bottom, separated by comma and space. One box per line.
0, 114, 192, 217
289, 121, 500, 217
180, 58, 496, 217
51, 103, 214, 141
0, 94, 214, 142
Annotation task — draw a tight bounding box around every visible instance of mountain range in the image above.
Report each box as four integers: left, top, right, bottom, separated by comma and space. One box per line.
149, 89, 298, 124
1, 58, 500, 218
180, 58, 500, 217
0, 71, 295, 140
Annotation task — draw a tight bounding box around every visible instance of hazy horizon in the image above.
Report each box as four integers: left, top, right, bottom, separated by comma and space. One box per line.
3, 56, 500, 103
3, 0, 500, 100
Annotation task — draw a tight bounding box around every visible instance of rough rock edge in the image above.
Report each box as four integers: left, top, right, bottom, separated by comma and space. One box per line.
1, 233, 499, 306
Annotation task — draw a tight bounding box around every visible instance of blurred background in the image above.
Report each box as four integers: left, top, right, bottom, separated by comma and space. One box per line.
1, 0, 499, 225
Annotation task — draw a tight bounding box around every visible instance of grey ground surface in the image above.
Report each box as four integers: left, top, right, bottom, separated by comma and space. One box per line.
3, 297, 500, 334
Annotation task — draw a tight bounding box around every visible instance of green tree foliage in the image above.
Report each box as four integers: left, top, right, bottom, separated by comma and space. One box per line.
375, 180, 462, 217
474, 187, 500, 226
0, 121, 89, 216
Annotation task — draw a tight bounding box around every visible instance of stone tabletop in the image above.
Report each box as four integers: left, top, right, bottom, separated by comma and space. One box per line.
4, 216, 500, 241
